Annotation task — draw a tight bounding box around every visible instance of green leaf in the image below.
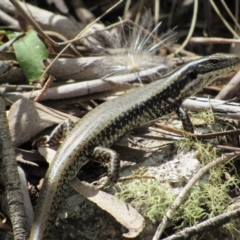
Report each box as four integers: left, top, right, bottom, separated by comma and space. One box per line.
8, 30, 48, 82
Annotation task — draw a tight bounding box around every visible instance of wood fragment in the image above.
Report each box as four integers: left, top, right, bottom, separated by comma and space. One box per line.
215, 71, 240, 100
0, 97, 29, 239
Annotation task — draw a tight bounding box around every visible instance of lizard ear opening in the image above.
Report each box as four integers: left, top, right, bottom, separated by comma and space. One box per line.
189, 70, 197, 79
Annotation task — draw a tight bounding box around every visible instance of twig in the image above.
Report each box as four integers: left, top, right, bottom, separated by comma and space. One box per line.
0, 33, 25, 52
155, 123, 240, 139
152, 152, 240, 240
220, 0, 240, 31
162, 207, 240, 240
33, 75, 55, 102
123, 0, 131, 17
154, 0, 160, 37
134, 0, 144, 25
182, 97, 240, 120
234, 0, 239, 32
190, 37, 240, 44
174, 0, 198, 54
2, 0, 81, 40
215, 71, 240, 100
209, 0, 240, 38
167, 0, 177, 29
9, 0, 55, 45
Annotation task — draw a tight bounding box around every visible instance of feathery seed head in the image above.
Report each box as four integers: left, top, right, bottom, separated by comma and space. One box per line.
98, 10, 176, 81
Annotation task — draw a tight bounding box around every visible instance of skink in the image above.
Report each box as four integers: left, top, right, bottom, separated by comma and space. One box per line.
29, 53, 240, 239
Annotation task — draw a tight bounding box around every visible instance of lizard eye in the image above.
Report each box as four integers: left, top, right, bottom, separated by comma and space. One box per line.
210, 58, 219, 64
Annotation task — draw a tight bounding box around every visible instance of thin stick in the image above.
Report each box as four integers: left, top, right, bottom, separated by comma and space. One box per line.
9, 0, 123, 46
0, 32, 25, 51
190, 37, 240, 44
9, 0, 56, 45
167, 0, 176, 29
162, 207, 240, 240
134, 0, 144, 25
174, 0, 198, 54
155, 123, 240, 139
235, 0, 239, 32
154, 0, 160, 37
124, 0, 131, 17
34, 75, 56, 102
220, 0, 240, 31
209, 0, 240, 39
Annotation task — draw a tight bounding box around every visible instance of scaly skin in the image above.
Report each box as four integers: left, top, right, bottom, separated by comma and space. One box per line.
29, 54, 240, 239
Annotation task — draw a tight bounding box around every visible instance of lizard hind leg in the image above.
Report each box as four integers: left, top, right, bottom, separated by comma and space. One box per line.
92, 146, 120, 184
176, 107, 194, 133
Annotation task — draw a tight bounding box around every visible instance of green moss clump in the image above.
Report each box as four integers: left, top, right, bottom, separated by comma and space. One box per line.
115, 179, 176, 223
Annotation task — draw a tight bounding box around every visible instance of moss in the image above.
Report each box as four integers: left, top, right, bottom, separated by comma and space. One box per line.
115, 178, 176, 223
190, 109, 215, 125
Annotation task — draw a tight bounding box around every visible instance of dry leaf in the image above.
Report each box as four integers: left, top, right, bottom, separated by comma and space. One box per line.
8, 98, 79, 147
71, 178, 145, 238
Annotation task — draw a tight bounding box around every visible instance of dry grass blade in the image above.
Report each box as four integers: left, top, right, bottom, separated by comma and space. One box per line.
209, 0, 240, 38
174, 0, 198, 54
